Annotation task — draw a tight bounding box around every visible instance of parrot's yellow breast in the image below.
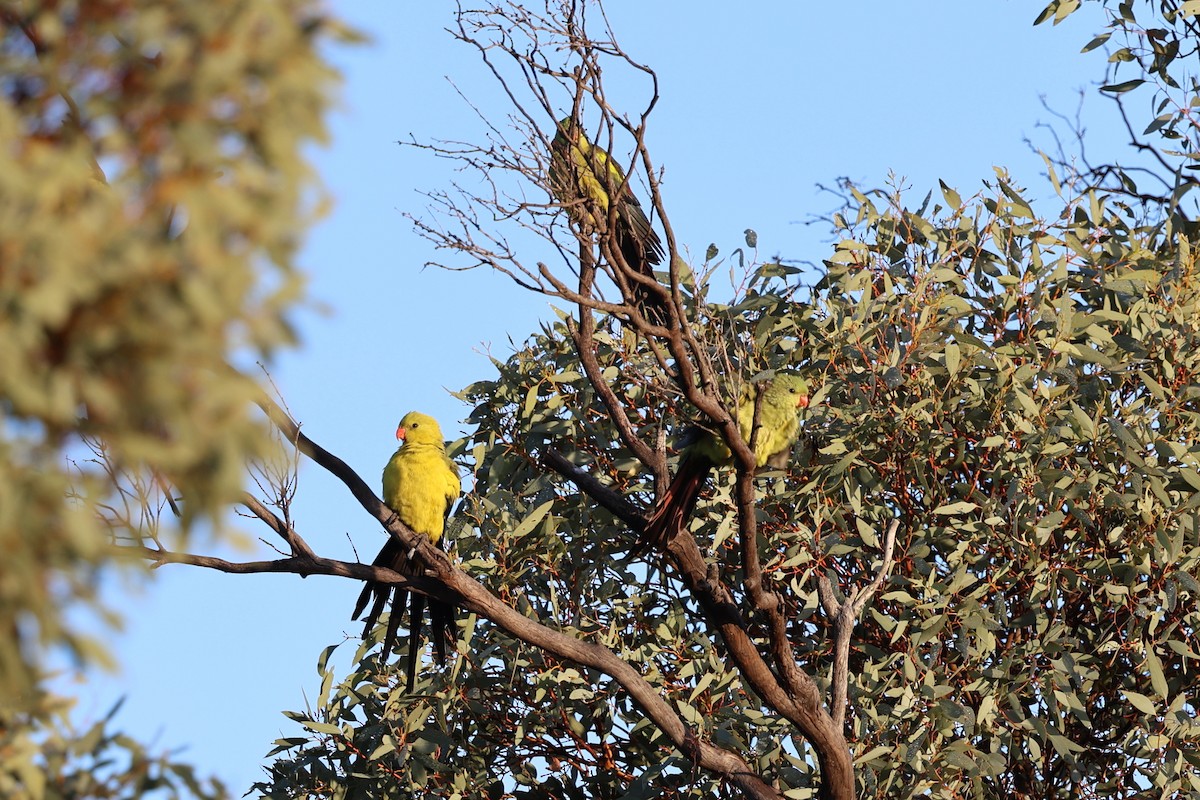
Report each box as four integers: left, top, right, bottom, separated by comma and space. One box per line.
381, 443, 460, 544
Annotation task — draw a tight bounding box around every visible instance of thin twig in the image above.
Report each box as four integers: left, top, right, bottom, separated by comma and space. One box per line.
240, 492, 317, 560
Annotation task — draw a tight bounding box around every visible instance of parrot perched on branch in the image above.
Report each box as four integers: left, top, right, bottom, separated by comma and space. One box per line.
352, 410, 461, 691
643, 373, 810, 550
549, 116, 666, 321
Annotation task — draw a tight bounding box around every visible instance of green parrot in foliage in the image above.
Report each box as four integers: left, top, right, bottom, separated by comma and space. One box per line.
549, 116, 666, 321
353, 411, 460, 691
643, 373, 810, 550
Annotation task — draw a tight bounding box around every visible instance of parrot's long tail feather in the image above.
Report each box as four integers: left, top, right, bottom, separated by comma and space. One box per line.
353, 538, 402, 634
353, 539, 459, 691
381, 587, 407, 662
642, 454, 712, 551
406, 593, 425, 693
614, 221, 667, 325
429, 600, 455, 666
353, 582, 385, 635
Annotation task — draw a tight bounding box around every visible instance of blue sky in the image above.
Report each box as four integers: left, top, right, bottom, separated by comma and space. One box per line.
69, 1, 1129, 792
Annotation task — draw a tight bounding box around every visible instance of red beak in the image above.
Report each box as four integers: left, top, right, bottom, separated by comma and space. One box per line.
797, 396, 809, 409
396, 424, 407, 441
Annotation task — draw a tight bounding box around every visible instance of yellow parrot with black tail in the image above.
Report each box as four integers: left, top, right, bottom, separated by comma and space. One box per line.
353, 411, 460, 691
643, 373, 810, 550
549, 116, 666, 323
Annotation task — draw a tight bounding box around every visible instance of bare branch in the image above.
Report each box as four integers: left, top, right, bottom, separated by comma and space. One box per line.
140, 545, 433, 589
819, 518, 900, 729
566, 311, 664, 481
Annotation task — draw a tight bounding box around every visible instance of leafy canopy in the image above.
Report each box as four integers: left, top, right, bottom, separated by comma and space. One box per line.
272, 0, 1200, 798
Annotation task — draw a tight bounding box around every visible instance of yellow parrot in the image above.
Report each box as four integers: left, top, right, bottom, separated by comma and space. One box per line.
549, 116, 666, 322
643, 373, 810, 549
352, 410, 461, 691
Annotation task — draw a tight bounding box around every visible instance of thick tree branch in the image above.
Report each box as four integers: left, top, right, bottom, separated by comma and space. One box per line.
254, 394, 401, 534
739, 390, 771, 607
541, 448, 645, 530
732, 391, 810, 708
541, 447, 853, 800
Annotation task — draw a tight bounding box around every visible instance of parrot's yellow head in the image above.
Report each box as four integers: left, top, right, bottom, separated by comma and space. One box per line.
769, 373, 810, 409
554, 116, 588, 150
395, 411, 444, 446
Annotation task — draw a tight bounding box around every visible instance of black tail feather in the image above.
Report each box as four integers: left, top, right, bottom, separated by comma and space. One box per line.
429, 599, 456, 666
406, 593, 425, 692
381, 587, 408, 662
614, 225, 667, 325
352, 538, 401, 622
351, 582, 374, 624
352, 537, 459, 691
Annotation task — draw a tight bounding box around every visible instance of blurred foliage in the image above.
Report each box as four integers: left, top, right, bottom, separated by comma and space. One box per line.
0, 0, 343, 698
0, 0, 350, 794
247, 0, 1200, 798
1, 695, 229, 800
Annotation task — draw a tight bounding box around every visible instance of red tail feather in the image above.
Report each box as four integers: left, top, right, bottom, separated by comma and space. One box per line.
642, 454, 713, 550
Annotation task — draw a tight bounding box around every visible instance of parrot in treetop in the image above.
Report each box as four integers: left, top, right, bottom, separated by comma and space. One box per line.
549, 116, 667, 322
352, 410, 461, 691
642, 373, 810, 550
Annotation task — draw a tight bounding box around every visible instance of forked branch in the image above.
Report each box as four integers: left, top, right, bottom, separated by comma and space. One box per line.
818, 518, 900, 729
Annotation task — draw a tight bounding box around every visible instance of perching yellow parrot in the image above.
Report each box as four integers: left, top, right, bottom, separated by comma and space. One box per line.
352, 411, 461, 691
549, 116, 666, 322
643, 373, 810, 549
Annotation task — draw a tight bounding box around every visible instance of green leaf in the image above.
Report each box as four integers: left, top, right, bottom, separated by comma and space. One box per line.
939, 180, 962, 208
1055, 0, 1081, 23
511, 499, 555, 539
1048, 733, 1085, 756
1100, 79, 1145, 94
301, 720, 345, 736
944, 342, 961, 376
370, 738, 397, 759
1146, 648, 1170, 698
933, 501, 979, 515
